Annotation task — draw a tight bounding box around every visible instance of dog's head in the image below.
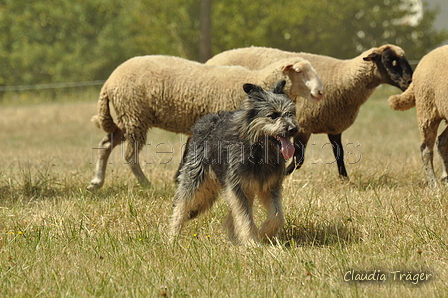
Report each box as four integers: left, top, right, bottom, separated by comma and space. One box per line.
238, 80, 299, 160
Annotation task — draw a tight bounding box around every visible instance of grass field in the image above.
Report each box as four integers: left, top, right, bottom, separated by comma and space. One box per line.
0, 87, 447, 297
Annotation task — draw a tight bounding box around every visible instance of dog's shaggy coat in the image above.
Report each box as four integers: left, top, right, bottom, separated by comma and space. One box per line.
170, 81, 298, 244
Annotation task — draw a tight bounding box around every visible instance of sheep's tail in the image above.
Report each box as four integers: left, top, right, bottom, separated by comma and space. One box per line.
91, 89, 118, 133
388, 83, 415, 111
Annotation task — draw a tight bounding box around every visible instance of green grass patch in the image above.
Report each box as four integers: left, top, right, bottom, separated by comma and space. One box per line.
0, 89, 447, 297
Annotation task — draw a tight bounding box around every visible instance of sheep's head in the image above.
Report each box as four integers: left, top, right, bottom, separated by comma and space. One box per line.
363, 44, 413, 91
282, 59, 324, 103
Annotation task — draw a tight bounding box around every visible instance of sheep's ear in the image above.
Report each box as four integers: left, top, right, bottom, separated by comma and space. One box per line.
272, 80, 286, 94
282, 64, 294, 73
363, 52, 379, 61
243, 83, 264, 95
282, 63, 302, 74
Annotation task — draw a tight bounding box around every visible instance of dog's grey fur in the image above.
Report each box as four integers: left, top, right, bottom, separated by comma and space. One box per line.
170, 80, 299, 245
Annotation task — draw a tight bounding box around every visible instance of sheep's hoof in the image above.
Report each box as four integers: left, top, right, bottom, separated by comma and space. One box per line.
138, 181, 152, 188
339, 175, 350, 182
136, 176, 152, 188
427, 179, 439, 189
87, 183, 102, 192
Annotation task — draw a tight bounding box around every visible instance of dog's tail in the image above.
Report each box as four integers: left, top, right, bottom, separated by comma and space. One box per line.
388, 82, 416, 111
91, 88, 119, 133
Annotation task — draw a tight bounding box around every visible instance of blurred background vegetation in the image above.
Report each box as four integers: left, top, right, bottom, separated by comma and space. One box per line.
0, 0, 447, 89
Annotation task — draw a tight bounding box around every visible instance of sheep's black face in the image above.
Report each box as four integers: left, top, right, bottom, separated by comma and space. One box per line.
379, 47, 413, 91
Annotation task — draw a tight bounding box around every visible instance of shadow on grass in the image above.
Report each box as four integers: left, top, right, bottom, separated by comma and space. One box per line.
348, 170, 427, 191
0, 160, 153, 203
0, 172, 177, 205
279, 218, 362, 247
0, 160, 62, 202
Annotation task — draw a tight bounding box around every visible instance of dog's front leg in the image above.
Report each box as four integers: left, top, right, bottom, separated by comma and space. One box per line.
258, 187, 285, 244
224, 185, 259, 245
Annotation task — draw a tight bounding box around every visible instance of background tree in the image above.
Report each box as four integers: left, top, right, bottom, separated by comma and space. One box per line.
0, 0, 137, 86
0, 0, 447, 88
199, 0, 212, 62
212, 0, 447, 60
131, 0, 201, 60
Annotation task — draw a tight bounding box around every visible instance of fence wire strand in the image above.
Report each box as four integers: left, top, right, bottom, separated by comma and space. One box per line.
0, 60, 421, 93
0, 80, 105, 92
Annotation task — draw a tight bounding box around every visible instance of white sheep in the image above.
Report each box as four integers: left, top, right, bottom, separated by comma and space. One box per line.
206, 45, 413, 179
87, 55, 324, 190
388, 45, 448, 187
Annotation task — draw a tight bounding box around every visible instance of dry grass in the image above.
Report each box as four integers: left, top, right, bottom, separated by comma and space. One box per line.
0, 87, 447, 297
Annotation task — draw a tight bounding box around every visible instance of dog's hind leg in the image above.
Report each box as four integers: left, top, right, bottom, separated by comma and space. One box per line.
258, 187, 285, 243
170, 189, 191, 239
186, 174, 220, 220
174, 136, 193, 183
170, 168, 219, 239
224, 185, 258, 245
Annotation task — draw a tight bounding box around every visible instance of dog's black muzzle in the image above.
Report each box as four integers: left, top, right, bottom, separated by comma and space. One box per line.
287, 125, 298, 137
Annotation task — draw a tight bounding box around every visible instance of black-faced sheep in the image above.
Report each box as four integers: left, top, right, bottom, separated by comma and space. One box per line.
206, 45, 413, 179
388, 45, 448, 188
87, 55, 324, 191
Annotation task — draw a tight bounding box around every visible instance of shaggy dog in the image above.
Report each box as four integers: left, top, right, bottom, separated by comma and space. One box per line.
170, 80, 299, 245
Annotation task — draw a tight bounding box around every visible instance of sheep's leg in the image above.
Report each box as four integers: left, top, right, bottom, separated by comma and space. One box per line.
258, 187, 284, 244
436, 126, 448, 183
420, 121, 439, 188
87, 129, 125, 191
328, 133, 349, 180
123, 129, 151, 187
286, 133, 310, 175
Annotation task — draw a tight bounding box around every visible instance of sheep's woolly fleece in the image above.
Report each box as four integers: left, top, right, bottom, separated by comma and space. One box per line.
206, 45, 413, 178
206, 45, 411, 135
388, 45, 448, 187
93, 55, 323, 135
88, 55, 324, 190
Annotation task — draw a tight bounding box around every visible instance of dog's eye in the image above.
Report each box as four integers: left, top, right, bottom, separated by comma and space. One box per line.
268, 112, 281, 120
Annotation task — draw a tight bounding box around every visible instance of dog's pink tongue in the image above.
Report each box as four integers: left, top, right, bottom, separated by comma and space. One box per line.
276, 136, 295, 159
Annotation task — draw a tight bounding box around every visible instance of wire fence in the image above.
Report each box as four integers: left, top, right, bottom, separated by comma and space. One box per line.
0, 60, 421, 93
0, 80, 105, 92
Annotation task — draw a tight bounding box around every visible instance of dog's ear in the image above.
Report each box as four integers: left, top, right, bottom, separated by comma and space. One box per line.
243, 83, 265, 96
272, 80, 286, 94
